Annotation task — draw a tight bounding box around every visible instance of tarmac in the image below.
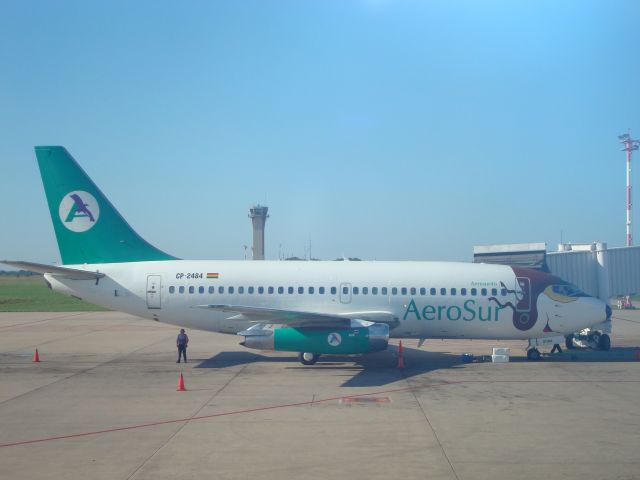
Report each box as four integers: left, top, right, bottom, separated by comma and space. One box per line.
0, 310, 639, 480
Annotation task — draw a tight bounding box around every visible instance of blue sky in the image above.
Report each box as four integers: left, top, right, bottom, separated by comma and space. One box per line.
1, 0, 639, 264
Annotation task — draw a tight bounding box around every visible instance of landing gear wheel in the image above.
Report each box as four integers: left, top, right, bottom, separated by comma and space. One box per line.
298, 352, 320, 365
565, 334, 575, 350
598, 333, 611, 351
527, 348, 541, 361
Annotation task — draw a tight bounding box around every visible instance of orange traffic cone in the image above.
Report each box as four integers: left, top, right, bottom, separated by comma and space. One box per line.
32, 349, 40, 363
176, 373, 186, 391
397, 341, 405, 369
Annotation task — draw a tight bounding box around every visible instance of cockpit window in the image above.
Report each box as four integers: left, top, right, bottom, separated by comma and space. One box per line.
551, 284, 587, 297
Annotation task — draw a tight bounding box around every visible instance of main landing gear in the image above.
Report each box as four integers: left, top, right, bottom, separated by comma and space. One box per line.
298, 352, 320, 365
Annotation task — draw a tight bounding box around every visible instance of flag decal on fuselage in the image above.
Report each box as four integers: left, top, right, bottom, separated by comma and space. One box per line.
207, 273, 219, 279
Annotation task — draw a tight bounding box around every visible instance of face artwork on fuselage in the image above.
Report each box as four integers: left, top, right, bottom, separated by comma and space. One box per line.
487, 267, 588, 332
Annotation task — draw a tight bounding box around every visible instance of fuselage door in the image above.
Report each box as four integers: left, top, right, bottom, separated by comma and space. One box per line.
515, 277, 531, 312
146, 275, 162, 309
339, 283, 352, 304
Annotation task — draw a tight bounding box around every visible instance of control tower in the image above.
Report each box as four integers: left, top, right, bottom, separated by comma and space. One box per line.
248, 205, 269, 260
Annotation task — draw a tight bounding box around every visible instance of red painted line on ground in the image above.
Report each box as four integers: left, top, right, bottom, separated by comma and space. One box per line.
0, 382, 459, 448
1, 379, 638, 449
0, 320, 55, 331
612, 315, 640, 325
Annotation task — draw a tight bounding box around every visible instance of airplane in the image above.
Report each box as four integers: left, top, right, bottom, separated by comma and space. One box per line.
3, 146, 612, 365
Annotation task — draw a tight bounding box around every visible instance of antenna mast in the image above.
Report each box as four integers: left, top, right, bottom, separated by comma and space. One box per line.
619, 133, 640, 246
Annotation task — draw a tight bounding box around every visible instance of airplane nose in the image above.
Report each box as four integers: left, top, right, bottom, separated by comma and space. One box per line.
606, 304, 612, 321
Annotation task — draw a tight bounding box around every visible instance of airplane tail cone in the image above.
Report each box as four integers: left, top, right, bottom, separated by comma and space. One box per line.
177, 373, 186, 391
397, 341, 405, 369
32, 349, 40, 363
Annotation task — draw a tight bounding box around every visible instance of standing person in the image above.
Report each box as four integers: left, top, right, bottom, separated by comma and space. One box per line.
176, 328, 189, 363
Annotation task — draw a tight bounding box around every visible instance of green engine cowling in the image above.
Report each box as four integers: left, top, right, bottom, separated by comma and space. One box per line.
240, 322, 389, 354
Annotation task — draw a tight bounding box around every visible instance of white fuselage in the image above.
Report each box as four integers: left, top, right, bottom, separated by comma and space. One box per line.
45, 259, 606, 341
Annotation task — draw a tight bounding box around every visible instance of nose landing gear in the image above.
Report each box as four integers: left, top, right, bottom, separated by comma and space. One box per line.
565, 334, 575, 350
526, 348, 541, 361
565, 330, 611, 351
592, 332, 611, 351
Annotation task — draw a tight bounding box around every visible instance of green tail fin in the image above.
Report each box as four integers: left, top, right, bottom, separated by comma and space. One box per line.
35, 146, 177, 265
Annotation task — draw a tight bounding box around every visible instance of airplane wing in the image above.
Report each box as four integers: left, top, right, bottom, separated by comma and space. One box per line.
1, 260, 105, 281
194, 304, 398, 328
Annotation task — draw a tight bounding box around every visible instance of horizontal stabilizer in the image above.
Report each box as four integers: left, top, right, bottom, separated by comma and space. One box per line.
1, 260, 105, 280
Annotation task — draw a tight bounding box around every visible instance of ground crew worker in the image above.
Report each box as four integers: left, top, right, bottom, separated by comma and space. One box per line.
176, 328, 189, 363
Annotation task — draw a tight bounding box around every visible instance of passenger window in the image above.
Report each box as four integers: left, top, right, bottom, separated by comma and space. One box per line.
169, 286, 175, 294
298, 286, 304, 294
451, 288, 456, 296
353, 287, 359, 295
309, 287, 314, 294
491, 288, 497, 296
440, 288, 446, 296
179, 286, 185, 294
268, 287, 274, 294
501, 288, 507, 296
229, 286, 235, 294
420, 288, 426, 295
461, 288, 467, 296
372, 287, 378, 295
199, 286, 205, 294
208, 286, 214, 294
410, 287, 416, 295
381, 287, 388, 295
430, 288, 436, 295
189, 286, 195, 294
218, 286, 224, 294
401, 287, 407, 295
248, 286, 254, 294
362, 287, 368, 295
392, 287, 398, 295
331, 287, 337, 295
278, 287, 284, 294
343, 286, 349, 295
258, 286, 264, 294
481, 288, 487, 296
319, 287, 325, 294
238, 286, 244, 294
288, 287, 294, 294
471, 288, 477, 296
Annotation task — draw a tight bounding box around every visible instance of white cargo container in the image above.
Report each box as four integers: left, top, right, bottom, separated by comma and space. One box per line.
491, 354, 509, 363
492, 347, 510, 356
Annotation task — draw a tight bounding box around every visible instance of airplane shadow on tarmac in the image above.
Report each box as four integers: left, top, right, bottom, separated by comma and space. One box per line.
194, 345, 640, 387
195, 346, 472, 388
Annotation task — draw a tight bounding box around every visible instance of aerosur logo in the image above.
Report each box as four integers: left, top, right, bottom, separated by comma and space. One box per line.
327, 332, 342, 347
58, 191, 100, 232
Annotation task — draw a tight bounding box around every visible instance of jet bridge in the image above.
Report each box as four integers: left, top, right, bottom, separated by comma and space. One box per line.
474, 242, 640, 353
474, 242, 640, 302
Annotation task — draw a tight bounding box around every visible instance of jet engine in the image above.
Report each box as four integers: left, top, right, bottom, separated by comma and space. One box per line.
240, 321, 389, 355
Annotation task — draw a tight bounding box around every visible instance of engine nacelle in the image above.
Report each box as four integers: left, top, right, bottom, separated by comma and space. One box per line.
241, 322, 389, 354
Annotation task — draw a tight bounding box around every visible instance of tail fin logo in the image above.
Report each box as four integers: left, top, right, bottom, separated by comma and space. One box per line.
58, 191, 100, 232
